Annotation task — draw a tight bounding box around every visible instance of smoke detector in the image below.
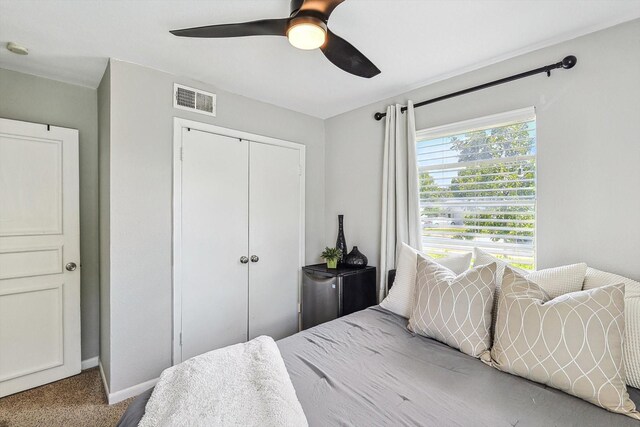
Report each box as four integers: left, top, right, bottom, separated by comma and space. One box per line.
6, 42, 29, 55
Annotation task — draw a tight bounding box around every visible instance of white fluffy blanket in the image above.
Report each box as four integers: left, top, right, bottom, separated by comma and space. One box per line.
138, 336, 308, 427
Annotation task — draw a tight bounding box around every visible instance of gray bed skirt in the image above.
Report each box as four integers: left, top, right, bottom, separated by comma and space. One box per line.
118, 306, 640, 426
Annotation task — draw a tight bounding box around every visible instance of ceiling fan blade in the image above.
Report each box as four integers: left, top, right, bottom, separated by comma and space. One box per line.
321, 29, 380, 78
170, 18, 289, 38
299, 0, 345, 19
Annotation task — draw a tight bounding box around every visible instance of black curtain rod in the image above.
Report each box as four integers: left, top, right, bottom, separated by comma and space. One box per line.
373, 55, 577, 121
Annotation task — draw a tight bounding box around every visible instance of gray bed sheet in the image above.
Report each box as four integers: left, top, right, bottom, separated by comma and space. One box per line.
118, 306, 640, 426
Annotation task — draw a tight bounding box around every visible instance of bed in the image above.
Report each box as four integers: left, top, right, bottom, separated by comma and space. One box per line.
118, 306, 640, 426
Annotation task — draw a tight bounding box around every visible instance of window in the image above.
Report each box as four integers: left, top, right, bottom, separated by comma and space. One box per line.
416, 108, 536, 270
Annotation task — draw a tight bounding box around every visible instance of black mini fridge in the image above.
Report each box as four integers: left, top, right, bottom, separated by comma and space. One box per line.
301, 264, 376, 330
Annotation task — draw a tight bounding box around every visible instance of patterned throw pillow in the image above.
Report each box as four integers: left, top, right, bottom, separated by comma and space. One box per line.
583, 267, 640, 389
380, 243, 472, 318
490, 267, 639, 420
474, 248, 587, 338
408, 256, 496, 358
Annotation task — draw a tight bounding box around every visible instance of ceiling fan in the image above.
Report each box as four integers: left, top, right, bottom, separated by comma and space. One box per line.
170, 0, 380, 78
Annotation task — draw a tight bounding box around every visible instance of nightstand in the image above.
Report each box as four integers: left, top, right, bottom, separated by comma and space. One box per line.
301, 264, 377, 330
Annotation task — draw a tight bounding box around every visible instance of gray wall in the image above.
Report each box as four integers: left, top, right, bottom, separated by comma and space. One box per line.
325, 20, 640, 284
0, 68, 100, 361
4, 17, 637, 395
101, 59, 326, 393
98, 63, 111, 383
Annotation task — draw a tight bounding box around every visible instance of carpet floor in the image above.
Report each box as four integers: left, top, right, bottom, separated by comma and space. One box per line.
0, 368, 135, 427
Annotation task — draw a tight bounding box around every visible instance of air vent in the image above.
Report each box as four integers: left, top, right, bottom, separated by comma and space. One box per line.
173, 83, 216, 117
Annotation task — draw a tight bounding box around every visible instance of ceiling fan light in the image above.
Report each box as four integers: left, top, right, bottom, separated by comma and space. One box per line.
287, 20, 326, 50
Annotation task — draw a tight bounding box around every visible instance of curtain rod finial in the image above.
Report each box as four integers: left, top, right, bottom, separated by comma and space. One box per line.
562, 55, 577, 69
374, 112, 385, 121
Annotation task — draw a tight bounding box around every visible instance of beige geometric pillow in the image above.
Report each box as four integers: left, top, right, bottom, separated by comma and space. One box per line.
490, 267, 639, 419
408, 256, 496, 359
583, 267, 640, 389
474, 248, 587, 338
474, 247, 587, 297
380, 243, 472, 318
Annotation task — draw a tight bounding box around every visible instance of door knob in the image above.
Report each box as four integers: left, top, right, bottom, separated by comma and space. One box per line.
65, 262, 77, 271
250, 255, 259, 263
240, 256, 249, 264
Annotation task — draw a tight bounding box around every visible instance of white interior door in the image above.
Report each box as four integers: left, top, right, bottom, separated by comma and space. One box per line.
248, 141, 302, 340
0, 118, 80, 397
179, 129, 249, 362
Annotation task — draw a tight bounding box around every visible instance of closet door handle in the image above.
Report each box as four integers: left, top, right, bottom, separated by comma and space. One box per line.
240, 256, 249, 264
250, 255, 259, 263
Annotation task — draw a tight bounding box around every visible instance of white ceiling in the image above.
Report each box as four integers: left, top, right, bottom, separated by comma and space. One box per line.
1, 0, 639, 118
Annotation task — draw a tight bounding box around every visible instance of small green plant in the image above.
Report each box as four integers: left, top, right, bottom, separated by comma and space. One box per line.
321, 247, 342, 269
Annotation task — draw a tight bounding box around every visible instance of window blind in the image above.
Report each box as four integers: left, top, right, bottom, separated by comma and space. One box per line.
416, 108, 536, 270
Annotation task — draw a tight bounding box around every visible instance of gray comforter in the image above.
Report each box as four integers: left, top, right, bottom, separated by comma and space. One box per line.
119, 306, 640, 426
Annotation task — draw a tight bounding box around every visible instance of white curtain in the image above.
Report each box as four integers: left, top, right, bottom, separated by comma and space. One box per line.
379, 101, 422, 302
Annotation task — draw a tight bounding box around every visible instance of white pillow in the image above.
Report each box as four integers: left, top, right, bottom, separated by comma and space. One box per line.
583, 267, 640, 389
583, 267, 640, 298
380, 243, 471, 318
474, 247, 587, 337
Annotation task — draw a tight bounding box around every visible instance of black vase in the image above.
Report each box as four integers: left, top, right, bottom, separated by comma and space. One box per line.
344, 246, 368, 268
336, 215, 347, 265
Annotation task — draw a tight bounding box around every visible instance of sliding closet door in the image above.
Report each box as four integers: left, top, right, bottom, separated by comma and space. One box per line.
248, 142, 302, 340
180, 130, 249, 361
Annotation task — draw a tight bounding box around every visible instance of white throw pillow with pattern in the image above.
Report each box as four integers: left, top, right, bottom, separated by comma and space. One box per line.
380, 243, 472, 318
583, 267, 640, 389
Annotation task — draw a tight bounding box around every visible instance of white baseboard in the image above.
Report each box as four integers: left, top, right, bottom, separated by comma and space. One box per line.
98, 360, 158, 405
107, 377, 158, 405
81, 356, 99, 370
98, 360, 110, 398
